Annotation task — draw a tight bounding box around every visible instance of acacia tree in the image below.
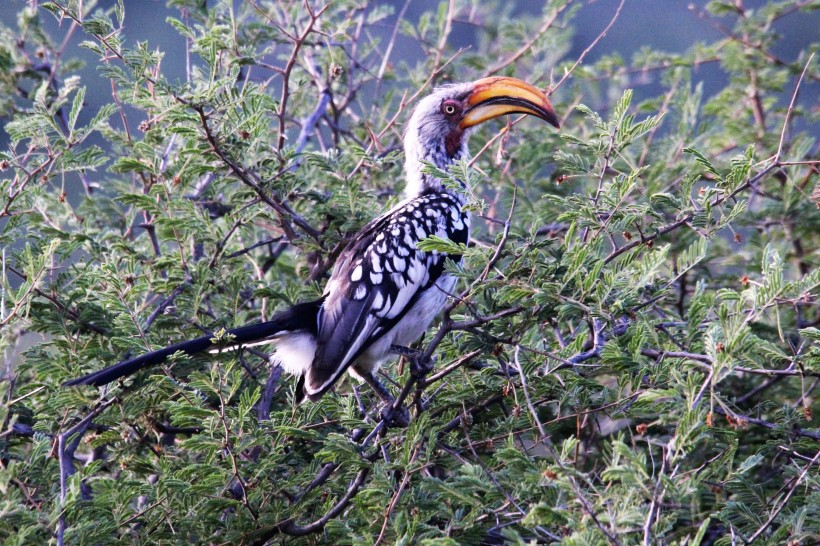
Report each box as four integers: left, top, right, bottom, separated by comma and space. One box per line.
1, 1, 818, 544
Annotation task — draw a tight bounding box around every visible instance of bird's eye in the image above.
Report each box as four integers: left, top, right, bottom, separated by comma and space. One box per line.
441, 101, 459, 116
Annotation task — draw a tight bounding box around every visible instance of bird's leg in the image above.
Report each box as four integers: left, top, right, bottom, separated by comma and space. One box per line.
390, 344, 434, 377
361, 371, 394, 405
361, 347, 433, 428
361, 371, 410, 428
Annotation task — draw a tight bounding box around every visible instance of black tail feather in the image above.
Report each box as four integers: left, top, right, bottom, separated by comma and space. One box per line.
64, 299, 322, 387
63, 335, 216, 387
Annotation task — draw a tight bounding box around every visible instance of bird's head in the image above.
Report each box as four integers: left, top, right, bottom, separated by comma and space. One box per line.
403, 76, 560, 198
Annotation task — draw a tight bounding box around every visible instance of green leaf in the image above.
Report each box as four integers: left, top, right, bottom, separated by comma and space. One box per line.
67, 85, 85, 135
415, 235, 467, 255
684, 147, 722, 180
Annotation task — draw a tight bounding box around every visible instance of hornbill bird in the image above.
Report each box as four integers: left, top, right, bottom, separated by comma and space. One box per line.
65, 77, 560, 407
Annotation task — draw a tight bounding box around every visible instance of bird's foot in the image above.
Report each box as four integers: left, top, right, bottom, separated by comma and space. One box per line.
361, 371, 410, 428
390, 344, 434, 378
410, 355, 434, 378
380, 403, 410, 428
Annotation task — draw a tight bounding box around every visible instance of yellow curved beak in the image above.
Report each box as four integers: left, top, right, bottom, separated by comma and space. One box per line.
460, 77, 560, 130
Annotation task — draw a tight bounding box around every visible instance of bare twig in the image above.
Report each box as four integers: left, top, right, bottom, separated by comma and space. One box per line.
641, 348, 818, 378
291, 88, 333, 162
712, 406, 820, 441
691, 369, 714, 411
569, 476, 624, 546
374, 444, 420, 546
569, 319, 605, 364
642, 454, 668, 545
513, 344, 547, 439
421, 349, 483, 387
482, 3, 569, 77
142, 281, 190, 331
774, 51, 814, 161
58, 398, 118, 546
252, 468, 370, 543
745, 449, 820, 543
375, 0, 411, 86
553, 0, 625, 91
275, 2, 331, 151
475, 185, 516, 286
194, 105, 321, 241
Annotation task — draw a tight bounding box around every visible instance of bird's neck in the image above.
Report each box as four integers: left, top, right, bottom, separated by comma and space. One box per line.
403, 137, 469, 204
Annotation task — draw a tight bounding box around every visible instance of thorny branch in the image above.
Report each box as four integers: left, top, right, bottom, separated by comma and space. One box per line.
606, 51, 815, 265
194, 105, 321, 241
275, 2, 332, 151
554, 0, 626, 91
745, 449, 820, 543
482, 3, 569, 78
12, 1, 818, 543
57, 398, 117, 546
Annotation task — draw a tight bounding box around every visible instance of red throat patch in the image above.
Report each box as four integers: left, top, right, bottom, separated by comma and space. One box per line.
444, 128, 463, 157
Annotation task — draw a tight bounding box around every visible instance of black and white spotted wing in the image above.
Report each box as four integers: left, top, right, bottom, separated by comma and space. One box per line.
304, 191, 469, 398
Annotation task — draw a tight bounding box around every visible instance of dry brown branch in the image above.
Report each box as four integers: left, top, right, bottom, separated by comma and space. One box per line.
275, 2, 331, 151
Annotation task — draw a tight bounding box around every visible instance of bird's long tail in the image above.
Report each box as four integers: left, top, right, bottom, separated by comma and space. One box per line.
64, 299, 322, 387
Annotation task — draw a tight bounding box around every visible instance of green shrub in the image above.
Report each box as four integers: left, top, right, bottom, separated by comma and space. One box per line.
1, 1, 817, 544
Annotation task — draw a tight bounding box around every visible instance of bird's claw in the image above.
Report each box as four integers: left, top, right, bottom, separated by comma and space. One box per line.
380, 403, 410, 428
390, 344, 434, 378
409, 353, 434, 378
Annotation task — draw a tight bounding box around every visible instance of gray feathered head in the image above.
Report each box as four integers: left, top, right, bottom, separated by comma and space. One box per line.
403, 77, 560, 197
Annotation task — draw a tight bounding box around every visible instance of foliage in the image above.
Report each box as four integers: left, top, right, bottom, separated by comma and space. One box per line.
1, 0, 818, 544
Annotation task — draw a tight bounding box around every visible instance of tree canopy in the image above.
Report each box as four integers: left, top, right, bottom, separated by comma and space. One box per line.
0, 1, 818, 544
